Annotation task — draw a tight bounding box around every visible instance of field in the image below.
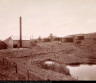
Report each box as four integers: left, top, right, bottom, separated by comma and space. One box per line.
0, 32, 96, 81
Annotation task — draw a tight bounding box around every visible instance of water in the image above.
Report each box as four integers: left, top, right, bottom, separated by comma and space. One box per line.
67, 64, 96, 80
44, 61, 55, 65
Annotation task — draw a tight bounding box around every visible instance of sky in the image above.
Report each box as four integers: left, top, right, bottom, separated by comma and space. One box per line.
0, 0, 96, 40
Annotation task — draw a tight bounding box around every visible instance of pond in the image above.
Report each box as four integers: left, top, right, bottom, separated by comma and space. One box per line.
67, 64, 96, 80
44, 61, 55, 65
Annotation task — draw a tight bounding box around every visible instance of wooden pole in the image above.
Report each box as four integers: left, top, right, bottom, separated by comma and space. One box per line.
15, 63, 17, 73
27, 70, 29, 80
3, 58, 4, 65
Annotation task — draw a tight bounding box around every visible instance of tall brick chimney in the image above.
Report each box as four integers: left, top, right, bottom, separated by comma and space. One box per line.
20, 16, 22, 48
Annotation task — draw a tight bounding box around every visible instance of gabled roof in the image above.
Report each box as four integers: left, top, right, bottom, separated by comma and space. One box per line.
10, 36, 30, 40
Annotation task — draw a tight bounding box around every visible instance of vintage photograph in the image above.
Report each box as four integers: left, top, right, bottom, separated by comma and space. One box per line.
0, 0, 96, 81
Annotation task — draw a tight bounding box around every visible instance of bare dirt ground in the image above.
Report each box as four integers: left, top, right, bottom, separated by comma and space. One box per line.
0, 33, 96, 81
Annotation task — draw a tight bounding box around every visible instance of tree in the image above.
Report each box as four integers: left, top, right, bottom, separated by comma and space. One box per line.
30, 36, 37, 48
49, 33, 54, 41
38, 36, 42, 42
49, 33, 53, 38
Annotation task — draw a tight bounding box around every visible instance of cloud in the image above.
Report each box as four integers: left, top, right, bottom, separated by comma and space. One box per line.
0, 0, 96, 40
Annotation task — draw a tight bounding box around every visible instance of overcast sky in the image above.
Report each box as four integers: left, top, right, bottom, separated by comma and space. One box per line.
0, 0, 96, 40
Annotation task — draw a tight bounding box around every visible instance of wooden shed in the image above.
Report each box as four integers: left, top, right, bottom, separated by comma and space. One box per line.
43, 38, 51, 42
53, 37, 62, 42
75, 35, 84, 40
62, 35, 75, 43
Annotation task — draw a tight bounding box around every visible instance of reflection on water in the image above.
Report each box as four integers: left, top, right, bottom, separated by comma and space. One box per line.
67, 64, 96, 80
44, 61, 55, 65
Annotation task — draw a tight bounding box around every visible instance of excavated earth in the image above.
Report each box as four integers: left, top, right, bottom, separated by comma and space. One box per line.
0, 33, 96, 81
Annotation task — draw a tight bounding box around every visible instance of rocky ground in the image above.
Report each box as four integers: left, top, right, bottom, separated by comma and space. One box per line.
0, 32, 96, 81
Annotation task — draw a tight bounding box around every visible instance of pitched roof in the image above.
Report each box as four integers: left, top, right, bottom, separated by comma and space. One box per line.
10, 36, 30, 40
63, 35, 75, 38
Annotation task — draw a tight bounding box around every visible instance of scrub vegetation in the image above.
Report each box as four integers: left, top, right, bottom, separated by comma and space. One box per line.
0, 32, 96, 80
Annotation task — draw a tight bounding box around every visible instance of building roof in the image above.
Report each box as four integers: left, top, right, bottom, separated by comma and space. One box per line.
63, 35, 75, 38
10, 36, 30, 40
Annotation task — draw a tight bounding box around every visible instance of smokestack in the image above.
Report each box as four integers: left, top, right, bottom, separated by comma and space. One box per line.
20, 16, 22, 47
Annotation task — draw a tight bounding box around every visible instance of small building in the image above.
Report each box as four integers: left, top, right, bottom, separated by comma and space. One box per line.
53, 37, 62, 42
74, 35, 84, 45
0, 40, 7, 50
62, 35, 75, 43
75, 35, 84, 40
4, 36, 30, 48
42, 38, 51, 42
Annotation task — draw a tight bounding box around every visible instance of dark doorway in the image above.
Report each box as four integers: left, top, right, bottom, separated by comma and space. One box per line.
13, 44, 18, 48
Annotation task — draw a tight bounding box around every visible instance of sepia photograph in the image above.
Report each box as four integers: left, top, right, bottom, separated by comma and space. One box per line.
0, 0, 96, 81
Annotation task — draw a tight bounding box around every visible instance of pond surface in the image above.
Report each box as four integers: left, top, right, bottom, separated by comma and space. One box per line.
44, 61, 55, 65
67, 64, 96, 80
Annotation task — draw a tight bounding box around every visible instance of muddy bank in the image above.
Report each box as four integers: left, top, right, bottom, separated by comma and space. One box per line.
0, 53, 75, 81
1, 36, 96, 81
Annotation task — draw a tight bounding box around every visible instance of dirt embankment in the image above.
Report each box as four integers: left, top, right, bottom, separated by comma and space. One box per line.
1, 33, 96, 80
0, 44, 76, 81
0, 55, 75, 81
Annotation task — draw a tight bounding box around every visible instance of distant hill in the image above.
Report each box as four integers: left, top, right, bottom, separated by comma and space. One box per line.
82, 32, 96, 39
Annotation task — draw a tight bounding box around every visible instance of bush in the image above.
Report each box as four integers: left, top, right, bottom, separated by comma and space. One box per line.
40, 60, 70, 75
30, 41, 37, 47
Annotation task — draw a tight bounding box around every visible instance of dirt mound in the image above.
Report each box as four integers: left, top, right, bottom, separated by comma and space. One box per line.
37, 59, 70, 75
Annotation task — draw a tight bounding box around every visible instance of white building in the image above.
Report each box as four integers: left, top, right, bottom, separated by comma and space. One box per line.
4, 36, 31, 48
